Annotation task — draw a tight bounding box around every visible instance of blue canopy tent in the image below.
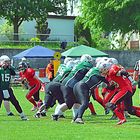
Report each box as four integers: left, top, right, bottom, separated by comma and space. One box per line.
13, 45, 55, 59
12, 46, 56, 83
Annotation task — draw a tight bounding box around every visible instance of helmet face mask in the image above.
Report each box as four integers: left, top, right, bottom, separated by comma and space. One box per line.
18, 62, 28, 72
97, 62, 112, 76
100, 68, 109, 76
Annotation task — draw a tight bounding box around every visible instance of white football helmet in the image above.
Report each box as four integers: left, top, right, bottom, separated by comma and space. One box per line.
21, 57, 27, 62
95, 57, 108, 64
64, 57, 73, 65
80, 54, 93, 63
0, 55, 11, 66
1, 55, 10, 61
96, 60, 106, 68
97, 61, 112, 75
107, 58, 118, 64
66, 61, 75, 69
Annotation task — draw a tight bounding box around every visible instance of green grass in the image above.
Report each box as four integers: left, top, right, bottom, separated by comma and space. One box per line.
0, 87, 140, 140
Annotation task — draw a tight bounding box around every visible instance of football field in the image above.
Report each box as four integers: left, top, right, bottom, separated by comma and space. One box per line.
0, 87, 140, 140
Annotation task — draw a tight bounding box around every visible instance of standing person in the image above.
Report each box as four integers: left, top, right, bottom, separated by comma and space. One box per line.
17, 62, 42, 111
46, 59, 54, 81
0, 55, 28, 120
60, 40, 67, 51
0, 56, 14, 116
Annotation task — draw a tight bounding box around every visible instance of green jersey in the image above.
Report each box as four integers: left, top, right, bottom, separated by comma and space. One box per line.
53, 64, 72, 83
62, 61, 93, 87
81, 67, 100, 82
0, 66, 15, 90
81, 67, 107, 89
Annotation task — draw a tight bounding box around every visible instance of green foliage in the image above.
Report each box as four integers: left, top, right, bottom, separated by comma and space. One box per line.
81, 0, 140, 33
77, 36, 90, 46
80, 0, 140, 50
91, 28, 111, 49
0, 0, 67, 41
74, 16, 92, 46
0, 21, 24, 41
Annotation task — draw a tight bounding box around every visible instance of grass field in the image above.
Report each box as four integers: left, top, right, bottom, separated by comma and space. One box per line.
1, 87, 140, 140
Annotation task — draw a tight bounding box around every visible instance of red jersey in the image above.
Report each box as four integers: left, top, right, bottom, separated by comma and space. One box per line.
19, 68, 41, 87
108, 64, 132, 92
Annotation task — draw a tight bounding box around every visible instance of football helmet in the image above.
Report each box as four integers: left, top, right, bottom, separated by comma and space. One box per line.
64, 57, 73, 65
18, 62, 28, 71
95, 57, 108, 64
0, 55, 11, 66
66, 61, 75, 69
80, 54, 93, 63
107, 58, 118, 65
21, 57, 27, 62
97, 61, 112, 75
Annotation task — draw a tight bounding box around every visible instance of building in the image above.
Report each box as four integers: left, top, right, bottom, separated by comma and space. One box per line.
0, 15, 76, 42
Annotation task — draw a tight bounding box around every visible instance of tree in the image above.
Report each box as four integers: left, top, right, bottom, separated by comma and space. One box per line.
81, 0, 140, 33
74, 16, 92, 46
35, 16, 51, 41
0, 0, 67, 42
80, 0, 140, 49
0, 21, 24, 41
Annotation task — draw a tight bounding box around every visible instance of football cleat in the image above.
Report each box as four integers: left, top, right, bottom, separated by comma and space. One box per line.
124, 111, 130, 118
52, 114, 59, 121
21, 115, 29, 121
34, 112, 41, 118
7, 112, 14, 116
110, 113, 117, 120
74, 118, 84, 124
91, 112, 97, 116
41, 112, 46, 117
117, 119, 127, 125
105, 108, 110, 115
59, 115, 65, 118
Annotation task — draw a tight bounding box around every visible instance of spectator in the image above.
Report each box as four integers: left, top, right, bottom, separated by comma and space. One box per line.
60, 40, 67, 50
46, 59, 54, 81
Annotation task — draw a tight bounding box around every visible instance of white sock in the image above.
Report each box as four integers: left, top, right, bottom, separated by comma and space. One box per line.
55, 104, 63, 115
54, 103, 68, 115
